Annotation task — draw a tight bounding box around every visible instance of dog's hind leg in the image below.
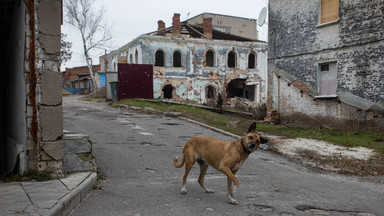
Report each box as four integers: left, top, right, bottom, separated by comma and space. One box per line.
197, 160, 214, 193
181, 157, 194, 194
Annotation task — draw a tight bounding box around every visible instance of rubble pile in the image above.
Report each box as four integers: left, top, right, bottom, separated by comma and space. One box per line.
225, 97, 257, 111
264, 109, 280, 124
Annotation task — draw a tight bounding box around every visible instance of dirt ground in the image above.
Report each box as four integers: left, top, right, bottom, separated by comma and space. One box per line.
266, 134, 384, 176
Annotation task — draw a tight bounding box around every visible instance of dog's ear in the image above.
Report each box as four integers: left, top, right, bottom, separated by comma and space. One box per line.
247, 122, 257, 133
260, 136, 269, 144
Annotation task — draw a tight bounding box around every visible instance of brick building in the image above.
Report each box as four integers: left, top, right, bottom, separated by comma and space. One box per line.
268, 0, 384, 130
1, 0, 64, 175
63, 65, 101, 89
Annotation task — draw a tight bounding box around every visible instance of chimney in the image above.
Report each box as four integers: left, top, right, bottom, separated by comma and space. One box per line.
158, 20, 165, 31
203, 17, 213, 39
157, 20, 166, 36
172, 13, 181, 38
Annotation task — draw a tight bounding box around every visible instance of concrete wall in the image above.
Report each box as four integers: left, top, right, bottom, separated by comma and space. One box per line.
102, 35, 268, 104
25, 0, 64, 175
268, 0, 384, 130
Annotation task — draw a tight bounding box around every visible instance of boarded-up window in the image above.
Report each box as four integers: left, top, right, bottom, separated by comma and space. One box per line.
321, 0, 339, 24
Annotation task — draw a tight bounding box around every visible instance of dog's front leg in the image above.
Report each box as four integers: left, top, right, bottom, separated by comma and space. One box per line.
227, 177, 239, 205
220, 166, 240, 205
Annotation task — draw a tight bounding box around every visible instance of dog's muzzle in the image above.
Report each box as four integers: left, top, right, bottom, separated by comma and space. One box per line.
247, 142, 257, 150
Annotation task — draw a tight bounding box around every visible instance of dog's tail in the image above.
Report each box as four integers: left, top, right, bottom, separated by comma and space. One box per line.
173, 154, 186, 168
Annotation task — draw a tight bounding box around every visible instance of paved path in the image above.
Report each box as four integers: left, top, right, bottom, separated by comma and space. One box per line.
0, 172, 96, 216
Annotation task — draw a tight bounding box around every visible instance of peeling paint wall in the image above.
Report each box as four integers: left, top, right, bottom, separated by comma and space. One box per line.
268, 0, 384, 130
102, 35, 268, 104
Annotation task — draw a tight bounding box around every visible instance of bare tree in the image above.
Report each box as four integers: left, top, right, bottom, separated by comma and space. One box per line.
59, 33, 72, 66
64, 0, 112, 90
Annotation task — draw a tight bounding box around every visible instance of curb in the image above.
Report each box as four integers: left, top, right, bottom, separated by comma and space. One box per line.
179, 117, 241, 139
48, 172, 97, 216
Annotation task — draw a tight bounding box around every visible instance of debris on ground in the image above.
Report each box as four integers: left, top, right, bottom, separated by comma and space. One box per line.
264, 109, 280, 124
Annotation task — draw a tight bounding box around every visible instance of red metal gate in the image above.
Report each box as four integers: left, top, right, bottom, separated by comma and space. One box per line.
118, 64, 154, 99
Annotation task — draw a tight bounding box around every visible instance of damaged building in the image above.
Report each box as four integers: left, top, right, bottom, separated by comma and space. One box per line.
268, 0, 384, 130
101, 13, 267, 106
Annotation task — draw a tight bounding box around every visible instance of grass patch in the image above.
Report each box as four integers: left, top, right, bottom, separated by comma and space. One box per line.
114, 99, 384, 155
1, 170, 53, 182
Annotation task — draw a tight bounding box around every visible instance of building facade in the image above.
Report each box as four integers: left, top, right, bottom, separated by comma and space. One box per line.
268, 0, 384, 130
101, 13, 267, 106
186, 13, 258, 40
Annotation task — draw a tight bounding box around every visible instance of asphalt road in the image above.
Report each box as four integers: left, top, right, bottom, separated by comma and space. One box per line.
64, 96, 384, 216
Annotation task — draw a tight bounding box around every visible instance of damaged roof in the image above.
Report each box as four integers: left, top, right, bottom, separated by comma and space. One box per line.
146, 22, 265, 42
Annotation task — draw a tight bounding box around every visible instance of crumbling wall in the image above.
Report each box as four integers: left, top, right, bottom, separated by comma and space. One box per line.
268, 0, 384, 130
26, 0, 64, 176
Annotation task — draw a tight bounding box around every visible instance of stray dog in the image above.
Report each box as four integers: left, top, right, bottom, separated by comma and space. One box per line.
173, 122, 268, 204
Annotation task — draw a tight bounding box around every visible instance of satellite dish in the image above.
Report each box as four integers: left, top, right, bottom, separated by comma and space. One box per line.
258, 7, 267, 26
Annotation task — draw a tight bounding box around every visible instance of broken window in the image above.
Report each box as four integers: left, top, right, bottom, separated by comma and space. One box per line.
163, 84, 173, 99
155, 50, 165, 66
206, 50, 214, 67
248, 52, 256, 69
318, 62, 337, 95
226, 79, 246, 98
206, 85, 215, 99
320, 0, 339, 24
173, 51, 182, 67
227, 51, 236, 68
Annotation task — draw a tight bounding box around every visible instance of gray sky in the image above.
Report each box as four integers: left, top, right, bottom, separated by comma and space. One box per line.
61, 0, 269, 70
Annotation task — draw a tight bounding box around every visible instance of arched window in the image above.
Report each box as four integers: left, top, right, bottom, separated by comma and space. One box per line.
206, 50, 214, 67
163, 84, 173, 99
129, 54, 133, 64
227, 51, 236, 68
135, 50, 138, 63
155, 50, 165, 66
173, 51, 182, 67
248, 52, 256, 69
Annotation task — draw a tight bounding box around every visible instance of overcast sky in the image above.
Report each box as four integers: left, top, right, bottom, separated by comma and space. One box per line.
61, 0, 269, 71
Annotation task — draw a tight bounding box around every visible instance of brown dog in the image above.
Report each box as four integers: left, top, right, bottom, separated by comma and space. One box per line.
173, 122, 268, 204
